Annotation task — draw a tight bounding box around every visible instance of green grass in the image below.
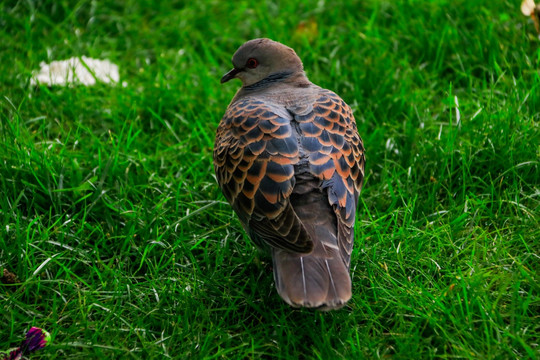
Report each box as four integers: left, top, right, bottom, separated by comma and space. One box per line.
1, 0, 539, 358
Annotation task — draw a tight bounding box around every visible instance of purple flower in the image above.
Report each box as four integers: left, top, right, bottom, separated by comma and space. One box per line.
2, 327, 50, 360
20, 327, 49, 353
3, 347, 22, 360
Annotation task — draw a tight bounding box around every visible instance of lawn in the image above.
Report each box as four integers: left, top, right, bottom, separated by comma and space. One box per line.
1, 0, 539, 358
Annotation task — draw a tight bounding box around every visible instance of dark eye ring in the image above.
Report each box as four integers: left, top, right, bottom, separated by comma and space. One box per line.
246, 58, 259, 69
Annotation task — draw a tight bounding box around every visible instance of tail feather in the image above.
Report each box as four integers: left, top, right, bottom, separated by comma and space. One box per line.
272, 246, 351, 310
271, 183, 353, 310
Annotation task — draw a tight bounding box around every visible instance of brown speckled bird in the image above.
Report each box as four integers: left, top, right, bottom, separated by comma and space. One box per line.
214, 38, 365, 310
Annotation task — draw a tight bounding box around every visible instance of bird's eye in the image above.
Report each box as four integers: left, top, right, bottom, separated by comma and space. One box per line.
246, 58, 259, 69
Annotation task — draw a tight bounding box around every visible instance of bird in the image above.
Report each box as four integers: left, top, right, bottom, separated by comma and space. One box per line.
214, 38, 365, 310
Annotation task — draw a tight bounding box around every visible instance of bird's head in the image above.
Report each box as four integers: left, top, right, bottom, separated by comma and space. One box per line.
221, 38, 304, 87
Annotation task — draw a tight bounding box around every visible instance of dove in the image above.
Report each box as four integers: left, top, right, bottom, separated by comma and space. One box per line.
214, 38, 365, 310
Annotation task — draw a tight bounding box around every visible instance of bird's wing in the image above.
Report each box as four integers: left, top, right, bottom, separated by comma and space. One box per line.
290, 88, 365, 267
214, 97, 313, 253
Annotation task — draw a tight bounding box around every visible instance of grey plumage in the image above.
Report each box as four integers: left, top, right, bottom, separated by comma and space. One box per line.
214, 38, 365, 310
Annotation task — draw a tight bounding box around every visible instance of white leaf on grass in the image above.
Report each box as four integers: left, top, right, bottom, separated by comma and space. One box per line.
32, 254, 60, 277
385, 137, 399, 155
521, 0, 536, 16
454, 95, 461, 128
31, 56, 121, 86
471, 108, 483, 120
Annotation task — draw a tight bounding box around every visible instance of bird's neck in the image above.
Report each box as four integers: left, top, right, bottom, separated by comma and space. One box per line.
243, 71, 294, 90
232, 71, 312, 103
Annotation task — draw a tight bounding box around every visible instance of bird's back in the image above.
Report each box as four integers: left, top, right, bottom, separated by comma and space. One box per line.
214, 84, 365, 309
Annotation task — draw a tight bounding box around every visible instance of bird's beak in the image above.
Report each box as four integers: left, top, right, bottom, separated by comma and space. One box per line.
221, 68, 240, 84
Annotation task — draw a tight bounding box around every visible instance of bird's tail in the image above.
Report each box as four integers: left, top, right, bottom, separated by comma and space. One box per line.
270, 176, 354, 310
271, 244, 351, 310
